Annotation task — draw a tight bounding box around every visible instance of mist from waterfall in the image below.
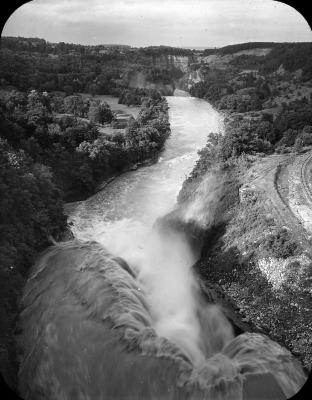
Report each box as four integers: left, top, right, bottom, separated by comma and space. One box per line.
66, 94, 231, 364
19, 94, 306, 400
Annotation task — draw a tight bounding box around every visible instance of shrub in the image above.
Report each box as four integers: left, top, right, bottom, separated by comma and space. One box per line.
261, 228, 300, 259
293, 137, 304, 152
63, 95, 85, 117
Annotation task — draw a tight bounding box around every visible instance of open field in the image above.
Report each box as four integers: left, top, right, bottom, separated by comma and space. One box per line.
79, 93, 141, 118
97, 126, 125, 136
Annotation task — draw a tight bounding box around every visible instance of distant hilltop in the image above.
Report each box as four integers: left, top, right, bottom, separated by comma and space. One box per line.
181, 46, 218, 50
98, 44, 131, 48
1, 36, 311, 54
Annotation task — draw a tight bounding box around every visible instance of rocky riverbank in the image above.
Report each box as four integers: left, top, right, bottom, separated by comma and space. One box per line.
177, 148, 312, 372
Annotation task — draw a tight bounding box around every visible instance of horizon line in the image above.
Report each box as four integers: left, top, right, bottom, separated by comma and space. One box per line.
1, 35, 312, 50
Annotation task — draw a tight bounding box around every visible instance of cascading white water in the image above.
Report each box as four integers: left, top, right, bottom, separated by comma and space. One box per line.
19, 93, 307, 400
67, 93, 225, 364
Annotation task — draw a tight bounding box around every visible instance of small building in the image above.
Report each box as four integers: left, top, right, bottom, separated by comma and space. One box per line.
238, 69, 259, 78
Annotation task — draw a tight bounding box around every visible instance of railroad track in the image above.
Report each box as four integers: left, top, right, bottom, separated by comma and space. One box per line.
272, 156, 311, 248
300, 151, 312, 206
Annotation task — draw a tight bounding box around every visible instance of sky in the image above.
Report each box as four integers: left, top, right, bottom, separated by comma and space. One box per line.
2, 0, 312, 48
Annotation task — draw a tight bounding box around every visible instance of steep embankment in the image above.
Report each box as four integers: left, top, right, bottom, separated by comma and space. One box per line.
180, 41, 312, 373
180, 149, 312, 372
127, 70, 176, 95
125, 54, 197, 94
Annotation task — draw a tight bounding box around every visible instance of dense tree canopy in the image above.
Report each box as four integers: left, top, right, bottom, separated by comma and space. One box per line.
0, 88, 170, 200
0, 140, 67, 275
218, 93, 262, 112
0, 37, 186, 95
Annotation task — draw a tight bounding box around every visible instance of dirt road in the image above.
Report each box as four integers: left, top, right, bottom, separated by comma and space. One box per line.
276, 149, 312, 245
241, 149, 312, 251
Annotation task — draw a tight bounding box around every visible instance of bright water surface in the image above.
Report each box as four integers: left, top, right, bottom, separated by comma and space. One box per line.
67, 93, 224, 361
68, 94, 222, 228
23, 92, 305, 400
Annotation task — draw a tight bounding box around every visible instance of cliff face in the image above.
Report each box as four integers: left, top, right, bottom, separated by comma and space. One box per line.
166, 55, 204, 90
151, 54, 191, 72
167, 55, 190, 72
120, 54, 203, 94
128, 70, 175, 95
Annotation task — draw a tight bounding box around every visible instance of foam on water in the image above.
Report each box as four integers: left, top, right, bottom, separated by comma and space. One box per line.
19, 241, 306, 400
19, 95, 307, 399
67, 96, 224, 361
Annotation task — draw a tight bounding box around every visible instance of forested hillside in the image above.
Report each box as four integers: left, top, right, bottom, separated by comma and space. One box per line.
0, 37, 187, 95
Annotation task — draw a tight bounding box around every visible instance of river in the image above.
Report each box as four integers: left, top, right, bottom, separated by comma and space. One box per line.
67, 94, 222, 229
66, 94, 225, 365
18, 94, 307, 400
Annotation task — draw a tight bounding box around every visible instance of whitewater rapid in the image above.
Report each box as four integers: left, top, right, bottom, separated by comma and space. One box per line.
68, 95, 223, 227
65, 95, 225, 362
18, 94, 307, 400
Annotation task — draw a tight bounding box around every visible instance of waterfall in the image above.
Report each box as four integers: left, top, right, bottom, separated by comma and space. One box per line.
18, 97, 307, 399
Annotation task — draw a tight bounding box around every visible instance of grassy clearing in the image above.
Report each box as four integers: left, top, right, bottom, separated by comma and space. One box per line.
79, 93, 140, 118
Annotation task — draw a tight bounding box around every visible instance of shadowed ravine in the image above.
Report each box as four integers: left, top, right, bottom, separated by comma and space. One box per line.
18, 93, 307, 399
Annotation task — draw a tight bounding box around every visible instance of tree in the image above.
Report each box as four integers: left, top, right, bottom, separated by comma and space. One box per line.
89, 83, 98, 96
64, 95, 84, 117
62, 124, 99, 149
48, 123, 62, 137
256, 80, 271, 100
220, 121, 272, 160
26, 90, 50, 125
255, 121, 275, 143
293, 137, 304, 153
276, 128, 299, 147
87, 100, 114, 124
219, 93, 262, 112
